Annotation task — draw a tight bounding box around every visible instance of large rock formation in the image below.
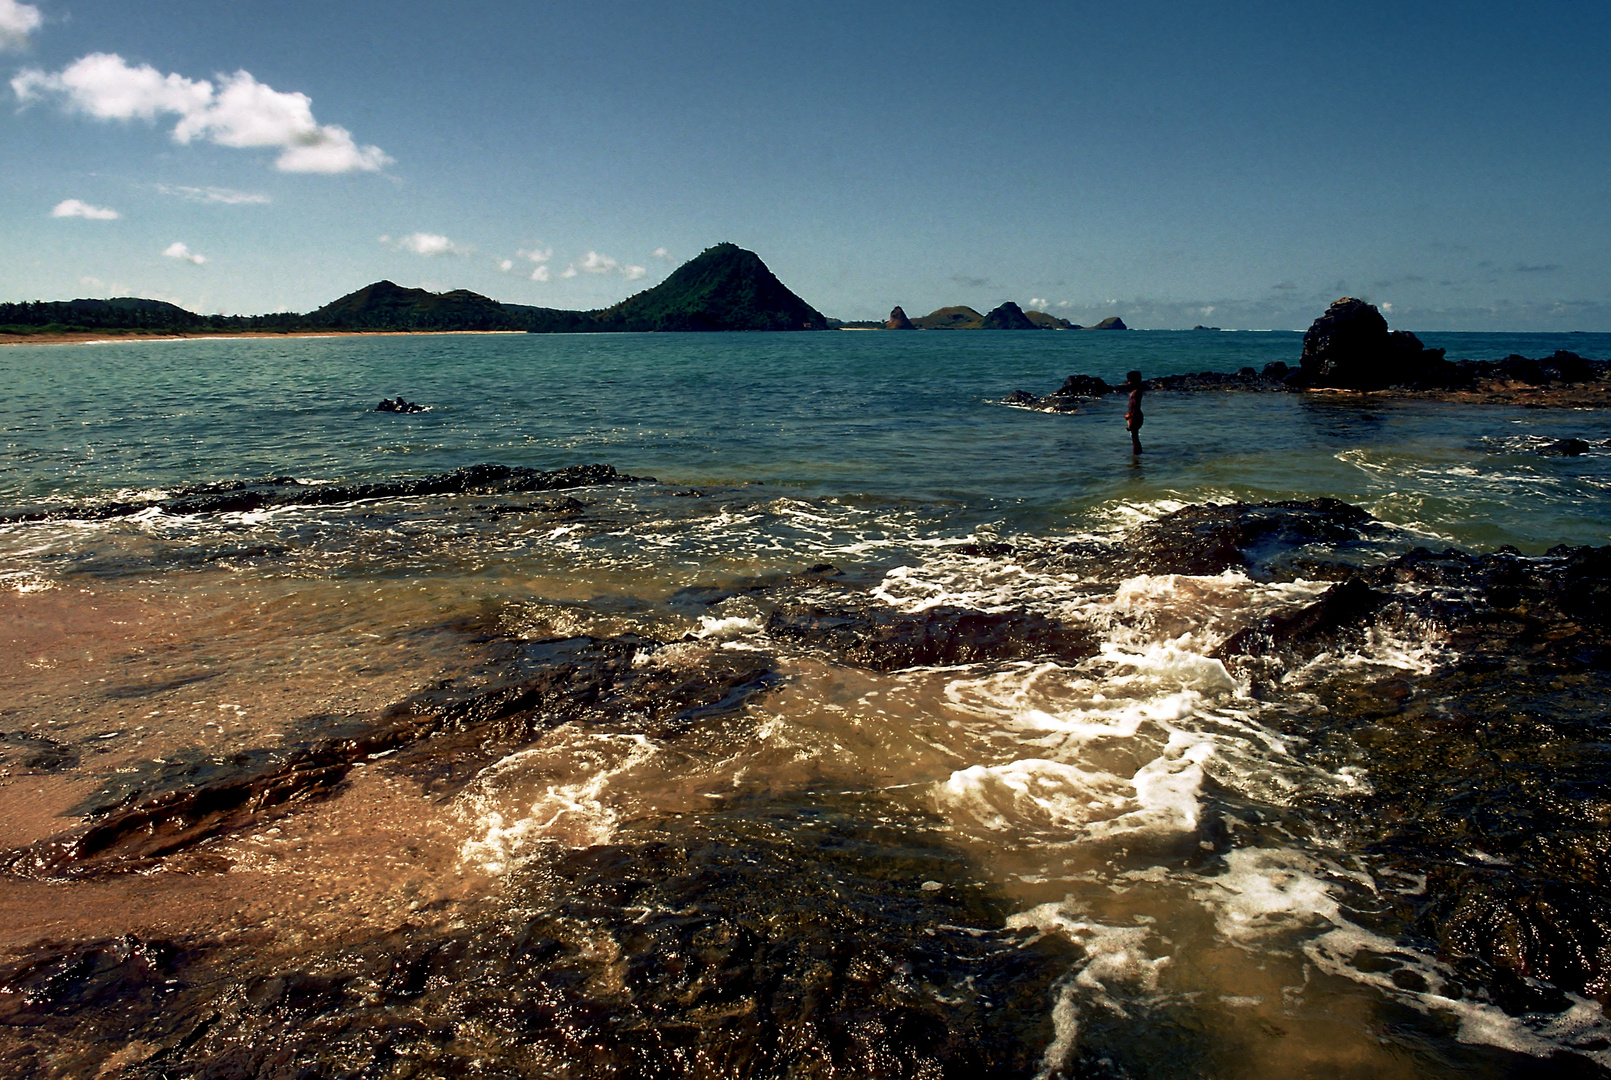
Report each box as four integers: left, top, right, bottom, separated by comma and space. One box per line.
884, 306, 915, 330
978, 301, 1039, 330
1088, 316, 1127, 330
1297, 297, 1447, 390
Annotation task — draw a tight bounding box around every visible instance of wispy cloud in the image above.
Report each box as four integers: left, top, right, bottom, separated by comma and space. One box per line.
163, 241, 206, 265
1514, 263, 1561, 274
51, 198, 119, 220
12, 53, 391, 173
157, 184, 270, 205
951, 273, 990, 289
384, 232, 466, 256
651, 246, 674, 261
0, 0, 40, 51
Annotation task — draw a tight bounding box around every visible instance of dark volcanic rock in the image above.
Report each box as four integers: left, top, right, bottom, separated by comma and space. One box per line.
978, 301, 1039, 330
1125, 497, 1381, 580
766, 603, 1098, 670
0, 795, 1073, 1080
0, 462, 640, 524
884, 305, 915, 330
1089, 316, 1127, 330
1298, 297, 1448, 390
1214, 577, 1388, 671
1538, 438, 1593, 457
375, 396, 425, 413
1051, 374, 1113, 398
1, 634, 776, 878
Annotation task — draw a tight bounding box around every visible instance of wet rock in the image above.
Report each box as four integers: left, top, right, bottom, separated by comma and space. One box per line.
0, 462, 641, 524
1538, 438, 1593, 457
375, 396, 425, 413
1298, 297, 1448, 391
1, 634, 778, 878
884, 305, 915, 330
1214, 577, 1388, 668
1124, 497, 1381, 580
1051, 374, 1112, 398
11, 796, 1072, 1080
979, 301, 1039, 330
1263, 361, 1289, 379
766, 602, 1098, 670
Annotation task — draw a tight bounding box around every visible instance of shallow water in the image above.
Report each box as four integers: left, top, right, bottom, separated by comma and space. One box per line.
1, 332, 1609, 1078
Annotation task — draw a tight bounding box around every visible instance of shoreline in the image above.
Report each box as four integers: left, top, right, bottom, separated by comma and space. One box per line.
0, 329, 530, 347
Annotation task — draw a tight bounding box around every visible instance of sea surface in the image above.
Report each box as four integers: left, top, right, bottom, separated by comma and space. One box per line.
1, 329, 1609, 1078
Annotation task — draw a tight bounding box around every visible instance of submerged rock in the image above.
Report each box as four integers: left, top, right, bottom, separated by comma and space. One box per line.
0, 462, 642, 524
1123, 497, 1382, 580
766, 602, 1098, 670
1538, 438, 1593, 457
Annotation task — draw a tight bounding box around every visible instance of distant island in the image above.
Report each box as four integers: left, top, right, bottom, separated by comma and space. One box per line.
1, 243, 1136, 341
0, 243, 830, 339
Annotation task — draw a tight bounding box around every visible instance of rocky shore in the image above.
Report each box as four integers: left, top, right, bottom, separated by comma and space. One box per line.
2, 489, 1609, 1077
1008, 298, 1611, 410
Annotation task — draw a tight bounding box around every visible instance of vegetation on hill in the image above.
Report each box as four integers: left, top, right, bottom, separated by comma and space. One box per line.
910, 306, 984, 330
1, 244, 828, 337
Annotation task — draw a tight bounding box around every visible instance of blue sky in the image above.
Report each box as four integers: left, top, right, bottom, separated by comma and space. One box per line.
3, 0, 1608, 329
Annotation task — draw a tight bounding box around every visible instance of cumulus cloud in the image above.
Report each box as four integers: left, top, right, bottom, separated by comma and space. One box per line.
0, 0, 41, 51
12, 53, 391, 173
388, 232, 465, 256
157, 184, 270, 205
651, 246, 673, 261
532, 265, 551, 282
1029, 297, 1048, 309
497, 259, 514, 272
163, 241, 206, 264
51, 198, 119, 220
568, 250, 646, 280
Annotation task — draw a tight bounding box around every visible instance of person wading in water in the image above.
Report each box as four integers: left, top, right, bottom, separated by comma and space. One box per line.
1123, 370, 1145, 454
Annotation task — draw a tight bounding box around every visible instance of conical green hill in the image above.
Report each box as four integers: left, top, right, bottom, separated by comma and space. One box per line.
594, 243, 827, 332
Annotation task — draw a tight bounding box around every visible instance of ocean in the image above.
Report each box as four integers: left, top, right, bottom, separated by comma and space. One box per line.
1, 329, 1609, 1078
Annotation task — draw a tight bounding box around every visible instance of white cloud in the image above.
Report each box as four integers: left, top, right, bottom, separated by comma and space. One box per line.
0, 0, 41, 51
79, 276, 104, 288
157, 184, 270, 205
1029, 297, 1048, 309
498, 258, 514, 272
163, 241, 206, 265
392, 232, 465, 256
651, 246, 673, 261
51, 198, 119, 220
12, 53, 391, 173
531, 265, 551, 282
565, 250, 645, 280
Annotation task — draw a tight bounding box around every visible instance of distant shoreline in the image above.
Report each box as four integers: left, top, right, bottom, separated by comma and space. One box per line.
0, 329, 530, 347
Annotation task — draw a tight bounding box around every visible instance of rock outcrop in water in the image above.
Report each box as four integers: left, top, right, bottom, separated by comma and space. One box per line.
375, 396, 425, 413
1296, 297, 1448, 390
884, 305, 915, 330
0, 462, 641, 524
766, 601, 1099, 670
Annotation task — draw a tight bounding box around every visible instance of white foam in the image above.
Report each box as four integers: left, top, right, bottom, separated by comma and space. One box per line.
455, 731, 659, 873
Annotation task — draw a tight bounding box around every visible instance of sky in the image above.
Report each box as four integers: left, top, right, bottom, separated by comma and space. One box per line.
2, 0, 1609, 330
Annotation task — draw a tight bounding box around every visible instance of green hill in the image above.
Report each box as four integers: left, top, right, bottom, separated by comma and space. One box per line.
307, 281, 518, 331
911, 305, 984, 330
587, 243, 827, 332
1024, 309, 1076, 330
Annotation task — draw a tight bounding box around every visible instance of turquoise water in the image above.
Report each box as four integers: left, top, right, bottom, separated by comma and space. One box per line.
2, 330, 1608, 549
